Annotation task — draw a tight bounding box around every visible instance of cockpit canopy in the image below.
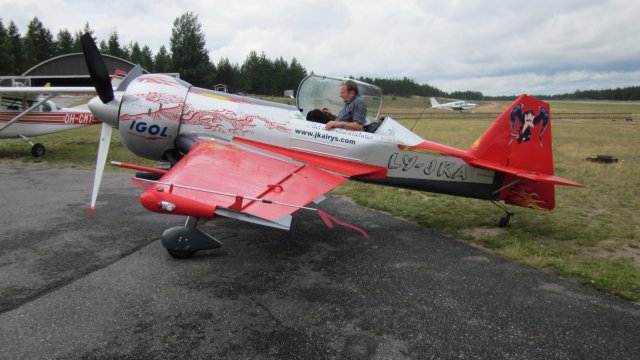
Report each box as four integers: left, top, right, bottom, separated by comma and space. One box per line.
296, 75, 382, 122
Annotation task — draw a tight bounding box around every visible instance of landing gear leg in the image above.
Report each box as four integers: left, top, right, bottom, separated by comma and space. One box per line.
491, 201, 514, 227
161, 217, 223, 259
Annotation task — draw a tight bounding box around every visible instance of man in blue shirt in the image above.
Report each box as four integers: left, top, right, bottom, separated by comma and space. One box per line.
324, 80, 368, 131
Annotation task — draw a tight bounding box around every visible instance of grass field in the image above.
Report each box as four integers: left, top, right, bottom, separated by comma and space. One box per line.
1, 97, 639, 301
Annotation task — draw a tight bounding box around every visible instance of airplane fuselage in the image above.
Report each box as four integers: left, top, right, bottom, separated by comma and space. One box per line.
0, 110, 98, 138
116, 76, 499, 202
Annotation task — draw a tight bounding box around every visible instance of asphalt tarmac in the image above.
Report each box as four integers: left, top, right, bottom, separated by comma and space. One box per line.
0, 164, 639, 359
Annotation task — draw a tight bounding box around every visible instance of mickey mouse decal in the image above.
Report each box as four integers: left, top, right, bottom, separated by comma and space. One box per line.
509, 104, 549, 146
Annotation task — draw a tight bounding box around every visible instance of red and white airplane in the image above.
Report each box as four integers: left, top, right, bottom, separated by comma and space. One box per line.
80, 34, 583, 258
0, 88, 99, 156
0, 69, 131, 156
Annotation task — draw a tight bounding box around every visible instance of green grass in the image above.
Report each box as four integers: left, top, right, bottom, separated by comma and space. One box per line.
2, 101, 639, 301
334, 116, 640, 301
379, 95, 640, 114
0, 126, 153, 169
548, 100, 640, 113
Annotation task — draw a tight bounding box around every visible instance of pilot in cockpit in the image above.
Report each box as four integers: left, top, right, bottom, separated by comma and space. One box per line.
306, 80, 368, 131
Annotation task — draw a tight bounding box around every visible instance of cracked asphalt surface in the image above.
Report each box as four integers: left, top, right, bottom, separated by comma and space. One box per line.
1, 164, 639, 359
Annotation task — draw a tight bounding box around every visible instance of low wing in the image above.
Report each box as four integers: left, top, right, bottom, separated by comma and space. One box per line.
135, 139, 349, 230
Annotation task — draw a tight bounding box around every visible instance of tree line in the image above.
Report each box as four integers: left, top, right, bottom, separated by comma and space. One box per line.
1, 14, 638, 100
0, 13, 307, 95
484, 86, 640, 102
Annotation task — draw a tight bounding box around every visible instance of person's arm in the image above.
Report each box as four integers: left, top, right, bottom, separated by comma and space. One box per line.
322, 107, 337, 120
325, 120, 364, 131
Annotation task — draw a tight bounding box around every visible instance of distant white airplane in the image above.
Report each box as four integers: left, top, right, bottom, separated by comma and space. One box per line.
430, 97, 477, 111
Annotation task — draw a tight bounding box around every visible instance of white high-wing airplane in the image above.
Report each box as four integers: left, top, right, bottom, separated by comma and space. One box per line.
0, 88, 99, 156
0, 69, 128, 156
430, 97, 477, 111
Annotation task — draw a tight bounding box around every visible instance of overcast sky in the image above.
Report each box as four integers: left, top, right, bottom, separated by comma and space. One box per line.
2, 0, 639, 96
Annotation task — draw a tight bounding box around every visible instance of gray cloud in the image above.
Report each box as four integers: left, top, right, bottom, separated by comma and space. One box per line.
2, 0, 639, 95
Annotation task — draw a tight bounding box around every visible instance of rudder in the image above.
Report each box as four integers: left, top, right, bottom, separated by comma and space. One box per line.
467, 95, 557, 210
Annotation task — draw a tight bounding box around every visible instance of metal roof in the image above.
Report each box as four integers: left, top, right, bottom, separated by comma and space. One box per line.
22, 53, 143, 76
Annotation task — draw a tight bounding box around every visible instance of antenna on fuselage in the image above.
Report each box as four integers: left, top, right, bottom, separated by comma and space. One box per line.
410, 97, 430, 132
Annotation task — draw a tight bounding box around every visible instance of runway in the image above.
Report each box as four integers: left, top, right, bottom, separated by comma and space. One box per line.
0, 164, 639, 359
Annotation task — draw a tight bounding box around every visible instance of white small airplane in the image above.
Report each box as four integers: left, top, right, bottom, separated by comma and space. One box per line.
430, 97, 477, 111
0, 89, 99, 156
0, 69, 128, 156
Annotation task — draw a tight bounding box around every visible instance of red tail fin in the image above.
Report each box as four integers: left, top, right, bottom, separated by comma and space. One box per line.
467, 95, 582, 210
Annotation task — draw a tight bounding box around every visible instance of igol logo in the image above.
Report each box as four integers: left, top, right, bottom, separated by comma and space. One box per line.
128, 120, 169, 139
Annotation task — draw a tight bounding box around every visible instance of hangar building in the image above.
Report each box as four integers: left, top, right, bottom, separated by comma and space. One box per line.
15, 53, 146, 87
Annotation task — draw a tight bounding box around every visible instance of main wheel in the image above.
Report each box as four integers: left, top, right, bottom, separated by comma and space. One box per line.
31, 143, 45, 157
166, 249, 197, 259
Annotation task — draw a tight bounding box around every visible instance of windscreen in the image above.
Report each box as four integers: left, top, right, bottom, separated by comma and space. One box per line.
296, 75, 382, 121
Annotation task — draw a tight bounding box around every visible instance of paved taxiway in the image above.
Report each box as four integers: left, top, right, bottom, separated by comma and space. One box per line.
1, 164, 639, 359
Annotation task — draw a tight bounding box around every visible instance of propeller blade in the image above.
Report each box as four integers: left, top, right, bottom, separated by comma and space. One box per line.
89, 122, 113, 217
80, 33, 114, 104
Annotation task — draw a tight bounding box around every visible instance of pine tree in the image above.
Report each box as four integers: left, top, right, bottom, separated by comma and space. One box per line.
213, 57, 241, 92
55, 29, 74, 56
7, 21, 23, 74
23, 17, 55, 69
170, 12, 214, 87
106, 32, 122, 58
153, 45, 171, 73
0, 19, 14, 75
287, 58, 307, 94
140, 45, 154, 71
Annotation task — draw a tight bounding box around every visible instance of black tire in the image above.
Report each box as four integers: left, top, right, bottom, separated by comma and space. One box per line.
166, 249, 197, 259
31, 143, 45, 157
498, 214, 511, 228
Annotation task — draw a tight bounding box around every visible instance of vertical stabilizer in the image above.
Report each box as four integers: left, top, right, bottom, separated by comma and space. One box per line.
467, 95, 557, 209
468, 95, 553, 174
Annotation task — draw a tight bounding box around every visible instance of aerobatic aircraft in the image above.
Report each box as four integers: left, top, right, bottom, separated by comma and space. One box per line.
79, 34, 583, 259
430, 97, 477, 111
0, 87, 98, 156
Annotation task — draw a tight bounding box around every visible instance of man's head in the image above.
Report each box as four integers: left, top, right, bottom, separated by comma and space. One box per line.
524, 109, 535, 123
340, 80, 359, 103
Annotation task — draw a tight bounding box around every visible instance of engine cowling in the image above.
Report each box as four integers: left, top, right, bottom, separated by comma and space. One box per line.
118, 74, 191, 161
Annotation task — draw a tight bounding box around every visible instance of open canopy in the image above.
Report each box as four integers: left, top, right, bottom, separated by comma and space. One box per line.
296, 75, 382, 122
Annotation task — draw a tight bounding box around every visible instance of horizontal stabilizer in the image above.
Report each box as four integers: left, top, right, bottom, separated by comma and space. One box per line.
469, 159, 584, 187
